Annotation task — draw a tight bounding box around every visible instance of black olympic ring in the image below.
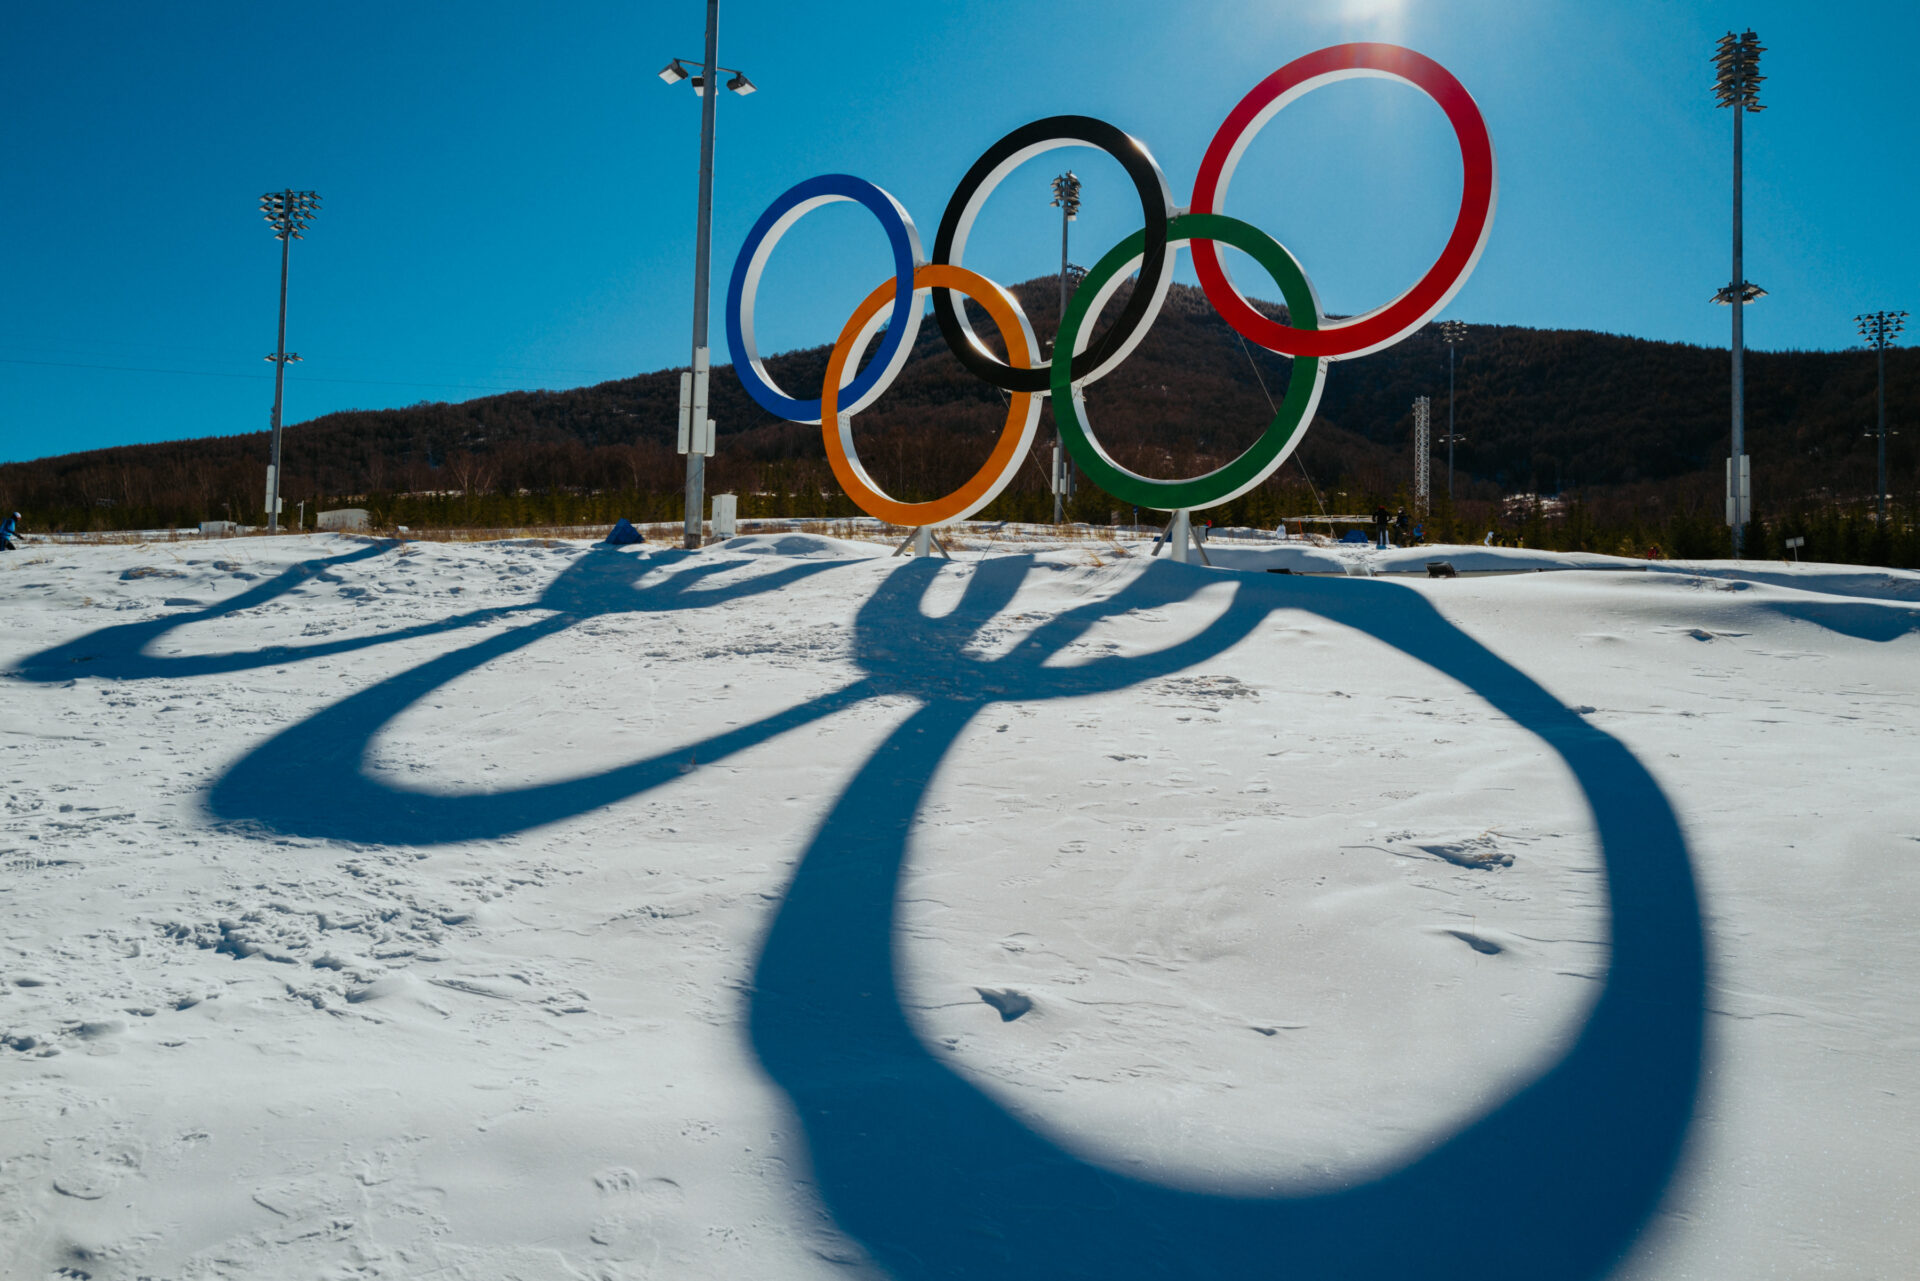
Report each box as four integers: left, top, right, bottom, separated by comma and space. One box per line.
930, 115, 1175, 395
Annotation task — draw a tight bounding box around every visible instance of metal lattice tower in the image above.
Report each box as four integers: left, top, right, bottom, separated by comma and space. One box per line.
1413, 395, 1432, 516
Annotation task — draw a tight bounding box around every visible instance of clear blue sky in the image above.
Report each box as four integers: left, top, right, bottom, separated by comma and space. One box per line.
2, 0, 1913, 464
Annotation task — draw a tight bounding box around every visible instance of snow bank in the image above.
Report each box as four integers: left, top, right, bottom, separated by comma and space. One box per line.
1652, 558, 1920, 603
716, 532, 891, 559
1372, 543, 1649, 574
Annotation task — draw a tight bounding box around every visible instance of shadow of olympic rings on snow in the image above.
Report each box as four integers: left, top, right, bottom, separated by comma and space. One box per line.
12, 541, 425, 681
7, 542, 858, 842
9, 544, 1703, 1280
749, 557, 1704, 1281
9, 542, 847, 694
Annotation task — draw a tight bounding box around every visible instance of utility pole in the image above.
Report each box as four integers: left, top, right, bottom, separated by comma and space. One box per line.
1855, 310, 1908, 525
660, 5, 755, 550
1713, 30, 1766, 556
1436, 319, 1466, 499
259, 189, 320, 533
1050, 171, 1081, 524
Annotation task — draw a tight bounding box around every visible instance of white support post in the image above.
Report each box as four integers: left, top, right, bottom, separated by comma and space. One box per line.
891, 526, 943, 558
1169, 509, 1191, 563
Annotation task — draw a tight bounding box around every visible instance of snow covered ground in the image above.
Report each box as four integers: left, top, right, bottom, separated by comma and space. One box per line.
1, 530, 1915, 1280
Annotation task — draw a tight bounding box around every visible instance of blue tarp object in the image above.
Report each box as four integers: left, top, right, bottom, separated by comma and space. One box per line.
1340, 529, 1370, 544
604, 518, 644, 546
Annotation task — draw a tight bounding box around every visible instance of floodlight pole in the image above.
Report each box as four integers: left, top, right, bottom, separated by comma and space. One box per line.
260, 188, 317, 534
1713, 29, 1766, 558
1050, 171, 1081, 525
1876, 337, 1886, 526
1856, 310, 1908, 525
1437, 319, 1466, 499
684, 0, 721, 550
1731, 98, 1746, 555
660, 2, 754, 549
268, 227, 291, 532
1447, 340, 1455, 495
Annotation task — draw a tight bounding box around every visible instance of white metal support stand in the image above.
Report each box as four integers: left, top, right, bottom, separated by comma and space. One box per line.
1149, 510, 1210, 566
891, 527, 951, 559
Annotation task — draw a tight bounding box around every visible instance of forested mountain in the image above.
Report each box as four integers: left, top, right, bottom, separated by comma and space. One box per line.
4, 276, 1914, 551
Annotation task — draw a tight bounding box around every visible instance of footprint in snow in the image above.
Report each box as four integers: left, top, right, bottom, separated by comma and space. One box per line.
1413, 836, 1514, 870
593, 1166, 640, 1194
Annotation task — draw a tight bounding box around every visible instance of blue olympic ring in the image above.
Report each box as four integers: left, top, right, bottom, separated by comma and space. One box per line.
724, 173, 924, 425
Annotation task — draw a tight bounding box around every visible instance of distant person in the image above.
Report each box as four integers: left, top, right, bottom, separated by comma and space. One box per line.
0, 512, 17, 551
1394, 508, 1410, 542
1373, 505, 1391, 549
1483, 530, 1494, 546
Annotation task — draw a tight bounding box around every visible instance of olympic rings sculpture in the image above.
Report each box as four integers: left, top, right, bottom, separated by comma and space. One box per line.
726, 42, 1497, 524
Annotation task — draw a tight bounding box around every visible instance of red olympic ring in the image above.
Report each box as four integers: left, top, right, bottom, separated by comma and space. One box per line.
1190, 42, 1497, 362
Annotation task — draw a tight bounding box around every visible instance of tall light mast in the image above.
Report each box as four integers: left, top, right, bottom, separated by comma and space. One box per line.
259, 189, 320, 532
660, 3, 756, 549
1049, 171, 1082, 525
1436, 319, 1467, 500
1712, 29, 1766, 556
1855, 310, 1908, 526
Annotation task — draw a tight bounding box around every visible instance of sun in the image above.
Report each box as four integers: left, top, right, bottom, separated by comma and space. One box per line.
1337, 0, 1411, 34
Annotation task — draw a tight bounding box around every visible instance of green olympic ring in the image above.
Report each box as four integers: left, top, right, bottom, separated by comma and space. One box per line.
1051, 212, 1326, 512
